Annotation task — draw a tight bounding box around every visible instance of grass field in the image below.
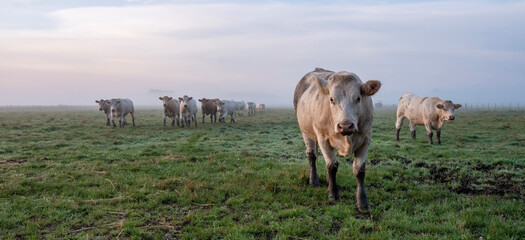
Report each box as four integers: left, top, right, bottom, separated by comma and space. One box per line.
0, 107, 523, 239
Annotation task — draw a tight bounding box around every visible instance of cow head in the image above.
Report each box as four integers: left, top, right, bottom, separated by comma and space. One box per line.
95, 99, 109, 111
178, 95, 193, 109
159, 96, 173, 107
314, 73, 381, 136
110, 99, 121, 114
436, 101, 461, 121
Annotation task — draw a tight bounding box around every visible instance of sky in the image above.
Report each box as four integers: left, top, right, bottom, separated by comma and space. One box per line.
0, 0, 524, 107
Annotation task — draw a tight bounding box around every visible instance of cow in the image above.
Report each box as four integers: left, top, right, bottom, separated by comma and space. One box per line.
178, 95, 198, 127
198, 98, 219, 123
109, 98, 135, 128
95, 99, 111, 126
159, 96, 180, 127
294, 67, 381, 211
256, 103, 266, 113
247, 102, 256, 116
395, 93, 461, 144
217, 100, 236, 123
234, 101, 246, 116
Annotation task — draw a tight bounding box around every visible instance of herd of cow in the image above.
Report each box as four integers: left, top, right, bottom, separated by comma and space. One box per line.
95, 96, 265, 128
294, 68, 461, 211
95, 67, 462, 212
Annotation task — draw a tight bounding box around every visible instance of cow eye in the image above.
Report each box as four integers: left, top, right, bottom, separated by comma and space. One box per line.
355, 97, 361, 104
329, 97, 334, 103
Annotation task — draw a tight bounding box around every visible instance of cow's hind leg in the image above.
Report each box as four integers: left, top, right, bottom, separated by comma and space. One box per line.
354, 140, 371, 211
130, 112, 135, 127
106, 117, 110, 126
395, 116, 404, 141
318, 137, 339, 200
302, 133, 319, 187
409, 122, 417, 140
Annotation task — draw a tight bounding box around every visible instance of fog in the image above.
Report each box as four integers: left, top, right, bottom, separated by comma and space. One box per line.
1, 0, 524, 107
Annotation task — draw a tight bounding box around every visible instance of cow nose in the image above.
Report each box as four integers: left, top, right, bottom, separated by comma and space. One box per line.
337, 122, 356, 136
163, 104, 167, 107
449, 115, 455, 120
184, 104, 188, 108
111, 109, 116, 112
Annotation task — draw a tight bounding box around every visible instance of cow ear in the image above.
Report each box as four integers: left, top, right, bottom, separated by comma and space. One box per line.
436, 104, 444, 109
454, 104, 462, 109
117, 100, 121, 103
198, 99, 203, 102
96, 100, 100, 103
105, 100, 111, 104
188, 97, 193, 101
158, 97, 163, 100
361, 80, 381, 96
313, 75, 329, 95
178, 97, 183, 101
168, 97, 172, 100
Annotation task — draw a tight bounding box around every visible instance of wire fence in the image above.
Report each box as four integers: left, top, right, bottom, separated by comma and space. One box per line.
462, 103, 523, 111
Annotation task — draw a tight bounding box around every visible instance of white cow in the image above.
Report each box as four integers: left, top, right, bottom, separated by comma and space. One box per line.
159, 96, 180, 127
95, 99, 111, 126
109, 98, 135, 128
178, 95, 198, 127
217, 100, 236, 123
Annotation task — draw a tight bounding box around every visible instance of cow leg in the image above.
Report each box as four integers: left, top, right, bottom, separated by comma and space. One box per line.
437, 128, 441, 145
176, 115, 180, 127
231, 114, 235, 123
425, 122, 433, 144
194, 113, 198, 127
354, 140, 371, 211
130, 112, 135, 127
318, 138, 340, 200
395, 116, 404, 141
163, 116, 167, 127
171, 117, 175, 127
106, 117, 110, 126
410, 122, 417, 140
302, 133, 319, 187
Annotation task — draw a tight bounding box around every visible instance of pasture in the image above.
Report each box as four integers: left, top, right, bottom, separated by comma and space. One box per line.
0, 107, 523, 239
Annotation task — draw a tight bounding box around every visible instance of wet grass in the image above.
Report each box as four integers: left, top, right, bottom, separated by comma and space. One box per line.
0, 107, 523, 239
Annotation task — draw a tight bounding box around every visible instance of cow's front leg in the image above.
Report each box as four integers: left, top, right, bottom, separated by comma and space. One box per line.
194, 114, 198, 127
163, 116, 167, 127
171, 117, 175, 127
318, 138, 339, 200
436, 128, 441, 145
106, 117, 110, 126
425, 122, 433, 144
302, 133, 319, 187
354, 141, 371, 211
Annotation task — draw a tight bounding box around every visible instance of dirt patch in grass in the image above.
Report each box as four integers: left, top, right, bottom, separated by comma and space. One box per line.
0, 159, 28, 165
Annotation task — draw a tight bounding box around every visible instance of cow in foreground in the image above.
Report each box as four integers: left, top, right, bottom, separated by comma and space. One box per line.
179, 95, 198, 127
256, 103, 266, 113
109, 98, 135, 128
247, 102, 256, 116
95, 99, 111, 126
198, 98, 219, 123
395, 93, 461, 144
294, 68, 381, 211
217, 100, 236, 123
159, 96, 180, 127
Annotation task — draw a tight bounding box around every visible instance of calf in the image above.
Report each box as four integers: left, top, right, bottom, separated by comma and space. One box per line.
95, 99, 111, 126
109, 98, 135, 128
179, 95, 198, 127
198, 98, 219, 123
395, 92, 461, 144
159, 96, 180, 127
294, 67, 381, 211
217, 100, 236, 123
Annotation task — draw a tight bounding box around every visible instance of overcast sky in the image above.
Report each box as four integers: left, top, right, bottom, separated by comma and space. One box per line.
1, 0, 524, 107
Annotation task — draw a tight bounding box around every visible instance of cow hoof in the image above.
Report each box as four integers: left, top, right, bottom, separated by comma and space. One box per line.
328, 193, 340, 201
357, 204, 370, 212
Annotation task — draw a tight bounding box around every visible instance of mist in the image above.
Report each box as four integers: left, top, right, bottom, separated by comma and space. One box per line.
1, 0, 524, 107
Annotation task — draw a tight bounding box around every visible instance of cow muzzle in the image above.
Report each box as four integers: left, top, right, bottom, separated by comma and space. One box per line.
111, 109, 116, 112
449, 115, 455, 120
337, 122, 358, 136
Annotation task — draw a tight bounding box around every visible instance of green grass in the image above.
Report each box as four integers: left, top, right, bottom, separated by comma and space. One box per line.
0, 107, 523, 239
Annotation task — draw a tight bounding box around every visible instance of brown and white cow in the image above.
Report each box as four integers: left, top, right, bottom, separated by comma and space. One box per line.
395, 92, 461, 144
178, 95, 198, 127
247, 102, 256, 116
198, 98, 219, 123
109, 98, 135, 128
294, 68, 381, 211
159, 96, 180, 127
95, 99, 111, 126
256, 103, 266, 113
